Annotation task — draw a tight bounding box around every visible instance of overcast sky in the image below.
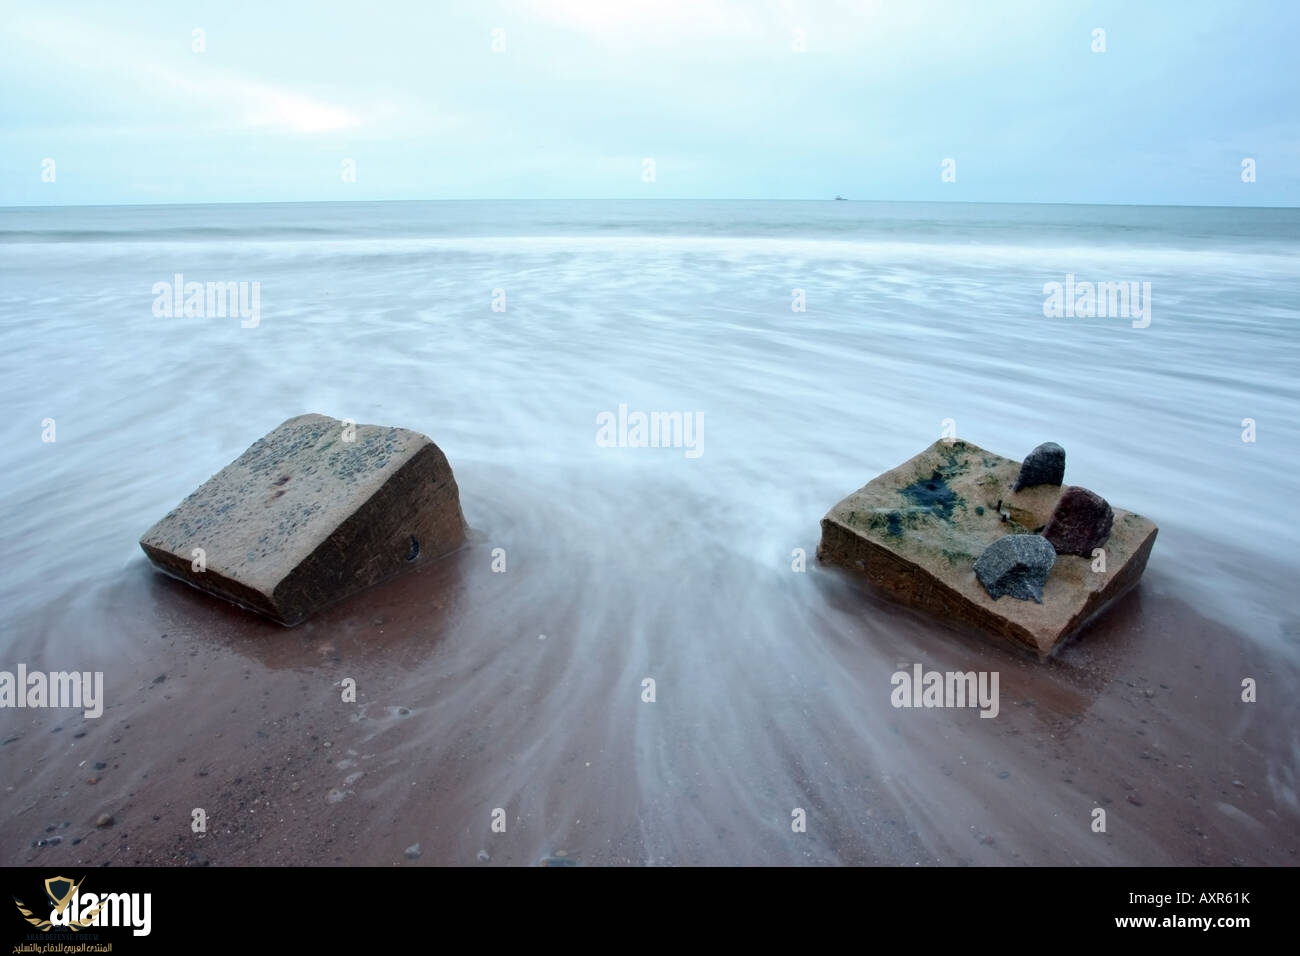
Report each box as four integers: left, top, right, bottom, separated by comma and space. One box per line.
2, 0, 1297, 206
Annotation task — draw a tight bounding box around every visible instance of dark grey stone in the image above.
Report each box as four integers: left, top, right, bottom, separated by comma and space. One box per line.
1014, 442, 1066, 491
974, 534, 1057, 603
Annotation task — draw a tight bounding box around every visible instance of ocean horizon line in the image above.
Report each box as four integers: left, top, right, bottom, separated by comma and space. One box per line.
4, 197, 1299, 212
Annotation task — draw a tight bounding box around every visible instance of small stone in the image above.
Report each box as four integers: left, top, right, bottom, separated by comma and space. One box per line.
404, 843, 421, 859
95, 814, 114, 828
974, 535, 1056, 603
1043, 486, 1114, 557
93, 761, 108, 770
86, 777, 99, 785
1126, 793, 1144, 807
1014, 442, 1066, 491
996, 770, 1011, 779
477, 849, 490, 862
539, 855, 576, 867
290, 782, 300, 793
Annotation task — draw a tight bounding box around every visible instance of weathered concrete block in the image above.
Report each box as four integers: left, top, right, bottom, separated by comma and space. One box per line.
140, 414, 468, 625
816, 439, 1158, 658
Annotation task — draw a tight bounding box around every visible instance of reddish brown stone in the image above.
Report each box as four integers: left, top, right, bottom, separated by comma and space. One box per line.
139, 414, 468, 625
1043, 486, 1114, 557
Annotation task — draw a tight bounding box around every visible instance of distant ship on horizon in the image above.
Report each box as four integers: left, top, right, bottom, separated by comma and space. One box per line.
834, 195, 847, 201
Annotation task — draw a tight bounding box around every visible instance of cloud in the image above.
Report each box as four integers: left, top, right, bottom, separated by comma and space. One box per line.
507, 0, 901, 56
10, 14, 363, 134
510, 0, 761, 40
182, 73, 362, 134
519, 0, 743, 32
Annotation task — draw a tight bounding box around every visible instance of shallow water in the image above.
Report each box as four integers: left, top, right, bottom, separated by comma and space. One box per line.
1, 200, 1297, 865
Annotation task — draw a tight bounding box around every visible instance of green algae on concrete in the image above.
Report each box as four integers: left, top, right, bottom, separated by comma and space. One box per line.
816, 439, 1158, 658
139, 413, 468, 625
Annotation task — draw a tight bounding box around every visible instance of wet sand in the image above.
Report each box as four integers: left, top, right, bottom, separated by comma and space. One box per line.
3, 484, 1296, 867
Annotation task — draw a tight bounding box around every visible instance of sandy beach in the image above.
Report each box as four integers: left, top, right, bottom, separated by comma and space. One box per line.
4, 514, 1296, 867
